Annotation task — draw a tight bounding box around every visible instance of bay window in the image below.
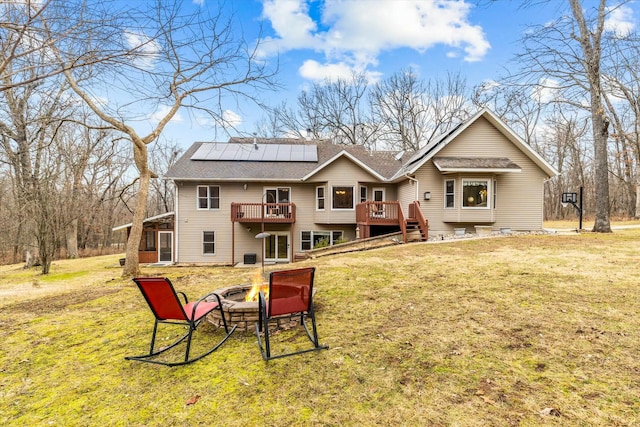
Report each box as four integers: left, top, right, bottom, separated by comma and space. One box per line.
462, 179, 489, 208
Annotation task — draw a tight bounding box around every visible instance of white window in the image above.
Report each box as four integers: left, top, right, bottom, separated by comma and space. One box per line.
197, 185, 220, 209
316, 186, 325, 210
445, 179, 455, 208
462, 179, 489, 208
301, 230, 345, 251
203, 231, 215, 255
359, 186, 367, 203
493, 180, 497, 208
264, 187, 290, 203
332, 186, 354, 210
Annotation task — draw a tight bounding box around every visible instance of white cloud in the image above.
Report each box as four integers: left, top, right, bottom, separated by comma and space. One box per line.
123, 30, 160, 69
222, 110, 243, 128
299, 59, 382, 83
299, 60, 353, 81
479, 79, 500, 92
192, 0, 205, 5
150, 105, 184, 124
259, 0, 490, 78
605, 4, 634, 37
190, 111, 243, 130
532, 78, 560, 103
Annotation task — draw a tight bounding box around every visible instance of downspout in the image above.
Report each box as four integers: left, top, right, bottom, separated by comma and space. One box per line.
173, 181, 179, 263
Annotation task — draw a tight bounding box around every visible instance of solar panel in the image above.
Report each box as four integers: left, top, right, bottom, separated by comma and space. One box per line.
191, 143, 318, 162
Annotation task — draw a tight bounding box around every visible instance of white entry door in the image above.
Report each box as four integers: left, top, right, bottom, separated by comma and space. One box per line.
264, 232, 289, 262
158, 231, 173, 263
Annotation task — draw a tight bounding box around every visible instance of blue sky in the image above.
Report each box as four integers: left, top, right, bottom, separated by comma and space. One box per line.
156, 0, 638, 147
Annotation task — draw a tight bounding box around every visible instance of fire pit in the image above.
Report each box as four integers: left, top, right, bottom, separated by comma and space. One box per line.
206, 283, 302, 333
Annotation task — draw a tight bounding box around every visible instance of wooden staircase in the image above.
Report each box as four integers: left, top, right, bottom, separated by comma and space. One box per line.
401, 201, 428, 242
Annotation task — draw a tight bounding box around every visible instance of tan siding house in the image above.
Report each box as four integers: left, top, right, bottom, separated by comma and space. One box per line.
155, 108, 557, 265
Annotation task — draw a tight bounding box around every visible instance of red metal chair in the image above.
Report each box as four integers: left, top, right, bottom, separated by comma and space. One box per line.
126, 277, 236, 367
256, 267, 329, 360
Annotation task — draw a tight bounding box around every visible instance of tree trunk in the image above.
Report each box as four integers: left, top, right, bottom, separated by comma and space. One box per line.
591, 111, 611, 232
66, 219, 79, 258
122, 141, 151, 277
636, 183, 640, 219
569, 0, 611, 233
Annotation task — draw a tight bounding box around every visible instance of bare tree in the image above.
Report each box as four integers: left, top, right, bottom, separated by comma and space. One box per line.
542, 108, 590, 219
148, 139, 181, 215
473, 82, 545, 146
569, 0, 611, 232
0, 1, 136, 92
600, 32, 640, 218
50, 1, 277, 276
0, 39, 75, 271
296, 72, 378, 147
57, 118, 124, 258
511, 0, 613, 231
371, 69, 471, 151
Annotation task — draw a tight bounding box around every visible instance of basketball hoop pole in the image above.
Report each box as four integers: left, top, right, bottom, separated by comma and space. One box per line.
561, 187, 583, 230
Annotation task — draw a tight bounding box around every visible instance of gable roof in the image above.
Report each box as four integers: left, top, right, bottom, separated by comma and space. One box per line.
391, 108, 559, 180
165, 138, 403, 182
165, 108, 558, 184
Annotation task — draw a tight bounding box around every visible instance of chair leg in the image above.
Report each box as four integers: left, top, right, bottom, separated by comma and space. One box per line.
255, 303, 272, 361
256, 311, 328, 361
126, 323, 191, 364
184, 326, 195, 362
264, 314, 271, 359
126, 317, 236, 367
149, 320, 159, 354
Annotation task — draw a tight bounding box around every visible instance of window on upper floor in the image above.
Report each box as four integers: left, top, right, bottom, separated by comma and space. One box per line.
316, 186, 325, 210
445, 179, 455, 208
359, 185, 367, 203
197, 185, 220, 209
462, 179, 489, 208
265, 187, 290, 203
332, 186, 354, 210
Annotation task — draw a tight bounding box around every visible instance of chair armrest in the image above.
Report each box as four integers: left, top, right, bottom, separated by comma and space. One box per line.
177, 291, 188, 304
189, 292, 223, 319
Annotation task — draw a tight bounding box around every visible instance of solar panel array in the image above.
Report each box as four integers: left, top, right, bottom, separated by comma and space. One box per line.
191, 143, 318, 162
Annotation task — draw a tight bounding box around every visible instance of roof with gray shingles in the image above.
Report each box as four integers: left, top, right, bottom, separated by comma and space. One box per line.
164, 109, 557, 183
165, 137, 408, 182
432, 157, 521, 172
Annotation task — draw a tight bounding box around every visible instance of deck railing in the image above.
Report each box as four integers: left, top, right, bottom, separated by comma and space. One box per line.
230, 202, 296, 223
355, 201, 401, 226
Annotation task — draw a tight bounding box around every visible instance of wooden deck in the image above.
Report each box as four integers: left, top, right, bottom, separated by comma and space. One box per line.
231, 202, 296, 224
356, 201, 428, 242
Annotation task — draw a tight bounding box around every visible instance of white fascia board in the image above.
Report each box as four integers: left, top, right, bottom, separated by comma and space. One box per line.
302, 150, 386, 182
112, 211, 174, 231
404, 108, 559, 178
165, 177, 300, 183
438, 168, 522, 174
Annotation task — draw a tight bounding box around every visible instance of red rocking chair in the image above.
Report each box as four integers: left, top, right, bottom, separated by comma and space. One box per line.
256, 267, 329, 361
126, 277, 236, 367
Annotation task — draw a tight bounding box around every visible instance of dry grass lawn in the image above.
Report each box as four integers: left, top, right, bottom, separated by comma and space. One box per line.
1, 226, 639, 426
